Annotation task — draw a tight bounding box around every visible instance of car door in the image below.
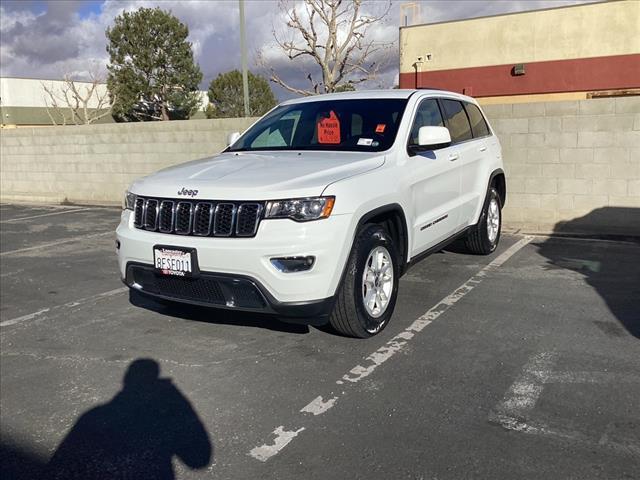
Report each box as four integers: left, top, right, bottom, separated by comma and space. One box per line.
404, 97, 462, 257
439, 98, 477, 230
459, 102, 495, 226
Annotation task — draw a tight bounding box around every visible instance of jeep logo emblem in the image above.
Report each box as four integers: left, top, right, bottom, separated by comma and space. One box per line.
177, 187, 198, 197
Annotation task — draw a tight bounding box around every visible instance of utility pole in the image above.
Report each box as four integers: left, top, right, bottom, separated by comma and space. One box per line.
239, 0, 250, 117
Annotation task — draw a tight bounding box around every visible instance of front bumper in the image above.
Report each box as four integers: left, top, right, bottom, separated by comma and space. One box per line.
124, 262, 335, 322
116, 209, 354, 309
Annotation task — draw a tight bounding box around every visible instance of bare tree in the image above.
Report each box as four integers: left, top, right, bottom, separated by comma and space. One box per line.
42, 74, 114, 126
260, 0, 393, 96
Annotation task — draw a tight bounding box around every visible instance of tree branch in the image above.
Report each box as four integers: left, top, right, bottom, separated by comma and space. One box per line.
41, 73, 114, 125
269, 69, 316, 96
263, 0, 394, 94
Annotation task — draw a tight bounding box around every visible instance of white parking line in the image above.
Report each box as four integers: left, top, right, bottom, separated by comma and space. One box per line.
0, 231, 113, 257
0, 268, 24, 278
0, 308, 51, 328
0, 208, 92, 223
249, 427, 306, 462
489, 352, 640, 457
248, 235, 534, 462
493, 352, 558, 417
300, 396, 338, 416
340, 236, 535, 385
0, 287, 128, 327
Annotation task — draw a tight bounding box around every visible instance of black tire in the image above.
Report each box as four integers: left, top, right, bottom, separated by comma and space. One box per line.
465, 186, 502, 255
329, 224, 400, 338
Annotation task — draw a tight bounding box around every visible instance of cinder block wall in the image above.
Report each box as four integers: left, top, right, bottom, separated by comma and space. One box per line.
0, 117, 258, 204
1, 98, 639, 235
483, 96, 640, 235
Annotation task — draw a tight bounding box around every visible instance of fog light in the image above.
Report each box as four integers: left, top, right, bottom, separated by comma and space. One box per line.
270, 256, 315, 273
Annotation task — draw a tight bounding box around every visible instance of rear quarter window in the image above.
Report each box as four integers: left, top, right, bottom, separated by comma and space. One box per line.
464, 103, 491, 138
440, 99, 472, 143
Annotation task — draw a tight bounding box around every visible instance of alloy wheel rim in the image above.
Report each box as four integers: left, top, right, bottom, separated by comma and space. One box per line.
487, 198, 500, 243
362, 246, 394, 323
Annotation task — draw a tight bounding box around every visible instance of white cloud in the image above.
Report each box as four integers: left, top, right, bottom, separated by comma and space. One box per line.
0, 0, 599, 98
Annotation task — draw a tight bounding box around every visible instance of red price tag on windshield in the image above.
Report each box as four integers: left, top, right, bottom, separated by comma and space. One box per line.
317, 110, 341, 144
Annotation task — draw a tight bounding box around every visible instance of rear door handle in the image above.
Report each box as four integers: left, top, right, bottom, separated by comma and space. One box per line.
449, 153, 460, 162
479, 145, 487, 152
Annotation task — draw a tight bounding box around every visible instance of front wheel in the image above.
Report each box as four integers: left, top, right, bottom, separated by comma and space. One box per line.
465, 186, 502, 255
329, 224, 399, 338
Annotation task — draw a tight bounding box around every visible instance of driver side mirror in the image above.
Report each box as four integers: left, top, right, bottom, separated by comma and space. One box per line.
408, 126, 452, 156
227, 131, 241, 147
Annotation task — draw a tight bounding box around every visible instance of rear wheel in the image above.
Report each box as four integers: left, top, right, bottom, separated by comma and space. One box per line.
465, 186, 502, 255
329, 224, 399, 338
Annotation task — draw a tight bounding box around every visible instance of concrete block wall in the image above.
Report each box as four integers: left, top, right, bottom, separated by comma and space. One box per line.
483, 96, 640, 236
0, 117, 258, 205
1, 97, 639, 235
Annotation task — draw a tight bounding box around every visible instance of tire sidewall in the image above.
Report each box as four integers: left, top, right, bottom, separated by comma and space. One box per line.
351, 225, 399, 335
481, 187, 502, 253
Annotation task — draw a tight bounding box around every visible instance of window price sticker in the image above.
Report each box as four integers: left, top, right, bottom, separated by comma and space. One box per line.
317, 110, 341, 144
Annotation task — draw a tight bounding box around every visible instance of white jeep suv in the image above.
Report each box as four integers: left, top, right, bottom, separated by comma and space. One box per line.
117, 89, 505, 338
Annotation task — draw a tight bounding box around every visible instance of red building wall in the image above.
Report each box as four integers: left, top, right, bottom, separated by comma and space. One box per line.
399, 54, 640, 97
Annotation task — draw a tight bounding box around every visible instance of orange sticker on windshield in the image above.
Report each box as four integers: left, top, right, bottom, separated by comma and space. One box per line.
317, 111, 341, 144
375, 123, 386, 133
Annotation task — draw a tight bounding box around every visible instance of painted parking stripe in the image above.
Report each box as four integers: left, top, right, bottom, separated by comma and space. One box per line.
0, 231, 113, 257
489, 352, 640, 457
248, 235, 534, 462
0, 207, 92, 223
493, 352, 558, 417
340, 235, 535, 385
249, 427, 306, 462
0, 287, 128, 327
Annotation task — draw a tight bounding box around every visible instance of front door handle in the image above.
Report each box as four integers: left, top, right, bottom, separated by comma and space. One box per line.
479, 145, 487, 152
449, 153, 460, 162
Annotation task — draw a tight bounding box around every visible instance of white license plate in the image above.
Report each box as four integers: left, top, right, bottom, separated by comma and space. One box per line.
154, 247, 195, 276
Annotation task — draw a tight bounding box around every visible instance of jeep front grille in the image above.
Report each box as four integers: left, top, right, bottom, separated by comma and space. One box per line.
133, 196, 264, 238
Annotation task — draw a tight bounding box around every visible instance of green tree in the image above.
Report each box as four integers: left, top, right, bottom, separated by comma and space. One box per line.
106, 7, 203, 121
334, 83, 356, 93
207, 70, 276, 118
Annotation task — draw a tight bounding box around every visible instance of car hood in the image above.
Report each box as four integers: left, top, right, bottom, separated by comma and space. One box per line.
130, 150, 385, 200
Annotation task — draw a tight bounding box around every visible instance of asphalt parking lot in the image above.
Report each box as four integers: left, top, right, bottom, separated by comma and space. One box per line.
1, 203, 639, 480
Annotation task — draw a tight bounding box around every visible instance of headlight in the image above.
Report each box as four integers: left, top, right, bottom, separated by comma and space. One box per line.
123, 191, 136, 211
265, 196, 335, 222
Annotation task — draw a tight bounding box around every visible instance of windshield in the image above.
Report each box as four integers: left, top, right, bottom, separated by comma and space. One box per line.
228, 98, 408, 153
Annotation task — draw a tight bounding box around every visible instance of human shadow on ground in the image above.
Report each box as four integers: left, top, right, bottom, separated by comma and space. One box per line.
0, 439, 47, 480
43, 358, 212, 480
537, 208, 640, 338
129, 290, 310, 334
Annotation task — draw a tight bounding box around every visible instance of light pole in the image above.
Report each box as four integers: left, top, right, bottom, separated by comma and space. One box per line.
239, 0, 250, 117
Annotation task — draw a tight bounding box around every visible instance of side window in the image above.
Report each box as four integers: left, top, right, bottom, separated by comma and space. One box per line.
408, 99, 444, 146
464, 103, 490, 138
440, 99, 472, 143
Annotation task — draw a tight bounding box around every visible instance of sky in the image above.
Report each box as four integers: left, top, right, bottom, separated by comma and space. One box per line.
0, 0, 597, 99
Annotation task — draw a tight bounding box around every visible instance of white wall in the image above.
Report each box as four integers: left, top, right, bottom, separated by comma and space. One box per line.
0, 77, 209, 109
